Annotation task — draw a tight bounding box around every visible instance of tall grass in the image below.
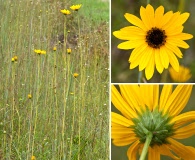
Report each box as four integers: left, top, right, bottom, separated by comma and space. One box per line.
0, 0, 109, 159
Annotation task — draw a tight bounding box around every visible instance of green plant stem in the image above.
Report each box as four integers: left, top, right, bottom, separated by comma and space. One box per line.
160, 69, 168, 83
138, 71, 142, 83
178, 0, 186, 12
139, 132, 152, 160
147, 0, 150, 4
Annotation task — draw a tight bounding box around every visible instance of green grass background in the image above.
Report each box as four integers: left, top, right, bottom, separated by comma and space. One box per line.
0, 0, 109, 159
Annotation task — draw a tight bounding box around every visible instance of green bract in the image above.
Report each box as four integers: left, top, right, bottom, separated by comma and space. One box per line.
131, 107, 174, 146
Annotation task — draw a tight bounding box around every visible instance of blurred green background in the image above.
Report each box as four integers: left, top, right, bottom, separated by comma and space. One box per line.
111, 85, 195, 160
111, 0, 195, 83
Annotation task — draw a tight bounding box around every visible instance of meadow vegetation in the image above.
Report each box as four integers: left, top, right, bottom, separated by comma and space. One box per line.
0, 0, 109, 159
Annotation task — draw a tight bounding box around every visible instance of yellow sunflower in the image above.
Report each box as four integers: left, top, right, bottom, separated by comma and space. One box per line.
67, 48, 72, 54
31, 156, 36, 160
70, 4, 82, 11
60, 9, 71, 15
73, 73, 79, 78
113, 4, 193, 80
111, 84, 195, 160
169, 65, 192, 82
34, 49, 46, 55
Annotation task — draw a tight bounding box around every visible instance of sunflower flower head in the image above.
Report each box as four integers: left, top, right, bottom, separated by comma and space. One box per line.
70, 4, 82, 11
31, 156, 36, 160
28, 94, 32, 99
34, 49, 46, 55
60, 9, 71, 15
113, 4, 193, 80
53, 46, 57, 51
67, 48, 71, 54
12, 56, 18, 62
169, 65, 192, 82
13, 56, 18, 61
112, 85, 195, 160
73, 73, 79, 78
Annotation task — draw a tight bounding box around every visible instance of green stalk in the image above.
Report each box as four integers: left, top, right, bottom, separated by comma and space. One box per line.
77, 14, 82, 160
139, 132, 153, 160
160, 69, 168, 83
178, 0, 186, 12
138, 71, 142, 83
147, 0, 150, 4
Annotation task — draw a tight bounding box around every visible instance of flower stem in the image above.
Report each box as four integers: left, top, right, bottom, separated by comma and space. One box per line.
139, 132, 153, 160
178, 0, 186, 12
147, 0, 150, 4
138, 71, 142, 83
160, 69, 168, 83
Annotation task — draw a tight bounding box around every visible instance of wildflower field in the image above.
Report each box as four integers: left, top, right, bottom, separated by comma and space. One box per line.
0, 0, 109, 159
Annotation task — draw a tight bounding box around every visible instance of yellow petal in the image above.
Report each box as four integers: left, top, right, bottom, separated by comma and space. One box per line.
164, 85, 192, 116
138, 46, 153, 71
127, 140, 140, 160
124, 13, 147, 31
113, 29, 145, 40
159, 46, 169, 69
140, 5, 155, 29
168, 38, 190, 49
112, 136, 138, 146
111, 112, 133, 127
148, 146, 160, 160
145, 4, 155, 27
169, 85, 192, 116
172, 122, 195, 139
165, 42, 183, 58
179, 12, 190, 24
129, 43, 148, 62
155, 49, 164, 73
153, 85, 159, 110
160, 11, 173, 27
120, 26, 146, 35
129, 45, 148, 69
159, 85, 173, 112
167, 138, 195, 159
158, 145, 180, 159
169, 12, 190, 29
163, 12, 180, 30
119, 85, 144, 113
167, 50, 179, 72
171, 111, 195, 129
118, 40, 143, 50
154, 6, 164, 28
139, 85, 159, 111
145, 52, 155, 80
112, 124, 135, 139
165, 26, 183, 36
111, 85, 137, 119
170, 33, 193, 40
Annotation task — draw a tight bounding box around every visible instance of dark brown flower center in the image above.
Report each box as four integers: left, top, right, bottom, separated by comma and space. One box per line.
146, 27, 167, 49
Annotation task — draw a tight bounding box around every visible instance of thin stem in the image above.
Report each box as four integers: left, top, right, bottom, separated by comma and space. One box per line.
139, 132, 153, 160
178, 0, 186, 12
160, 69, 168, 83
138, 71, 142, 83
147, 0, 150, 4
